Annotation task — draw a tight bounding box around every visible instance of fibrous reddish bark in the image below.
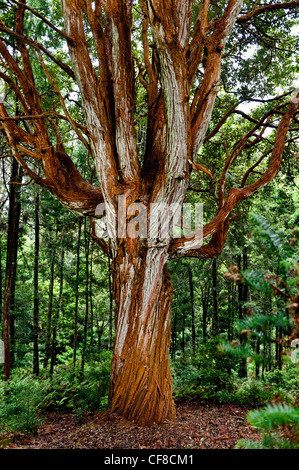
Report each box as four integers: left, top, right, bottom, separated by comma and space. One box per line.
0, 0, 298, 424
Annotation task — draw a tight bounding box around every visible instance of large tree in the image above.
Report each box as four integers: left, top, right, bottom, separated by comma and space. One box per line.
0, 0, 298, 424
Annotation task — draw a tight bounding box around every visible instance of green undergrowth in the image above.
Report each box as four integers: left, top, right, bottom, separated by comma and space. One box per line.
171, 347, 298, 406
0, 351, 112, 440
0, 348, 297, 447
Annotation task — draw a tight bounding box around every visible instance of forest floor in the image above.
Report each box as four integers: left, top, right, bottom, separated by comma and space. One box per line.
3, 401, 261, 450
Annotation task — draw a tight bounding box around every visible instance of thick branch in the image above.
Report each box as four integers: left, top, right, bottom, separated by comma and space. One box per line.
170, 91, 299, 258
190, 0, 244, 159
107, 0, 141, 190
61, 0, 120, 207
147, 0, 189, 209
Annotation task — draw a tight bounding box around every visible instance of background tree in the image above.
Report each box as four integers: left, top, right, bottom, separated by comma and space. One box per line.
0, 0, 298, 424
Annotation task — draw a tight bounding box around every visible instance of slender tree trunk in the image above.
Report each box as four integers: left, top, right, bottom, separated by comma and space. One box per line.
0, 239, 2, 326
201, 285, 209, 343
202, 300, 207, 342
89, 244, 94, 354
108, 246, 175, 425
44, 248, 55, 368
96, 316, 105, 351
188, 265, 196, 354
227, 281, 233, 341
73, 218, 81, 367
9, 163, 22, 369
255, 339, 260, 378
108, 253, 113, 351
182, 309, 185, 355
238, 251, 248, 378
211, 258, 219, 336
3, 158, 18, 381
50, 249, 64, 375
276, 325, 283, 370
33, 187, 40, 375
171, 309, 177, 360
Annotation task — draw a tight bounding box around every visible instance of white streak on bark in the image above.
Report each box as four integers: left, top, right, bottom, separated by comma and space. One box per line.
222, 0, 244, 44
177, 1, 192, 49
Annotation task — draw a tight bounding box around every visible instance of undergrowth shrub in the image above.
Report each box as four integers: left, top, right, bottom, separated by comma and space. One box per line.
0, 372, 47, 436
0, 351, 112, 437
171, 346, 298, 405
237, 403, 299, 449
41, 351, 112, 411
171, 340, 236, 402
263, 364, 299, 403
232, 379, 274, 405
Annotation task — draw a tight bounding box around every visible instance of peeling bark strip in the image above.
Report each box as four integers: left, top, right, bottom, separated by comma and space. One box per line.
0, 0, 298, 425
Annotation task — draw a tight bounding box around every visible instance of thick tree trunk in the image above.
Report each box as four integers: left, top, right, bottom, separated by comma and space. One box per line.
108, 246, 176, 425
33, 187, 40, 375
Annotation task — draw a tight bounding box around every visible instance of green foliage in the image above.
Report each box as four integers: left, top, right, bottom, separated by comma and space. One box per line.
0, 372, 47, 436
172, 342, 298, 406
0, 352, 112, 438
0, 0, 298, 441
172, 340, 237, 403
233, 379, 275, 405
237, 403, 299, 449
263, 365, 299, 404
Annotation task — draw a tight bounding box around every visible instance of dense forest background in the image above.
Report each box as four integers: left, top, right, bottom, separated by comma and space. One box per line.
0, 0, 298, 450
1, 118, 298, 448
